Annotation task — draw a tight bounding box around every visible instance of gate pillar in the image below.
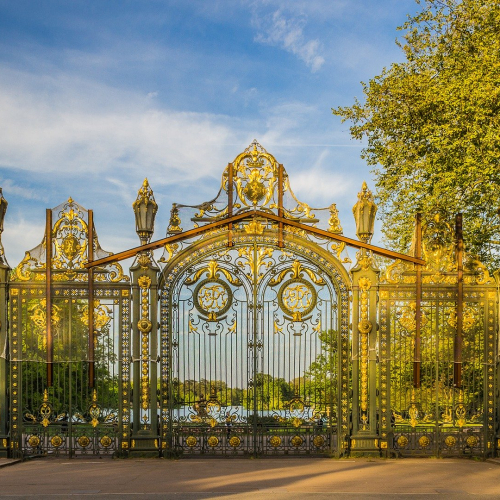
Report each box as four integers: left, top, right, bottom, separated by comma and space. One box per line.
0, 189, 8, 458
0, 261, 9, 458
130, 179, 160, 455
350, 182, 380, 454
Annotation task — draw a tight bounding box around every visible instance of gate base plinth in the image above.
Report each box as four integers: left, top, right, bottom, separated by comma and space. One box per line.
129, 432, 160, 458
349, 436, 381, 457
0, 436, 8, 458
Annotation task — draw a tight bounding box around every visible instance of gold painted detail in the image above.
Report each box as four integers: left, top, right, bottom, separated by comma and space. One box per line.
100, 436, 112, 448
138, 273, 152, 417
397, 435, 409, 448
358, 276, 371, 429
186, 260, 242, 286
466, 435, 478, 448
167, 205, 182, 233
313, 436, 325, 448
229, 436, 241, 448
78, 436, 90, 448
186, 436, 197, 447
290, 436, 303, 447
270, 260, 325, 286
237, 246, 273, 282
444, 436, 456, 448
28, 299, 61, 350
207, 436, 219, 448
447, 305, 476, 333
419, 436, 430, 448
269, 436, 281, 447
398, 302, 428, 333
28, 435, 40, 448
244, 219, 265, 235
50, 435, 63, 448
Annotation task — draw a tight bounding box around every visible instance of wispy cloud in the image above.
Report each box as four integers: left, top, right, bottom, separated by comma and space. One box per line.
252, 9, 325, 72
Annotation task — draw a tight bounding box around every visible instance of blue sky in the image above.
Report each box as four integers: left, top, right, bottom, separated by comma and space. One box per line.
0, 0, 420, 266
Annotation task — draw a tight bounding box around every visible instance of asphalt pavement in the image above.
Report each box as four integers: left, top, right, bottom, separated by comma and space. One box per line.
0, 456, 499, 499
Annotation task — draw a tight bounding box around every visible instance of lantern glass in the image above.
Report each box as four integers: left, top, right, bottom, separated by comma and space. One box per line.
132, 179, 157, 245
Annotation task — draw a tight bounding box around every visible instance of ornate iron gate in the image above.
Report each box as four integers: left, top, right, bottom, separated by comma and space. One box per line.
8, 199, 130, 457
379, 215, 498, 457
158, 142, 351, 457
0, 142, 498, 460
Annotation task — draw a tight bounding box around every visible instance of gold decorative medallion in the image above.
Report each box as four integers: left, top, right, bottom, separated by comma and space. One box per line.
78, 436, 90, 448
186, 436, 197, 447
419, 436, 430, 448
50, 435, 63, 448
397, 435, 409, 448
28, 435, 40, 448
444, 435, 456, 448
466, 435, 478, 448
313, 436, 325, 448
290, 436, 303, 447
269, 436, 281, 447
207, 436, 219, 448
229, 436, 241, 448
100, 436, 112, 448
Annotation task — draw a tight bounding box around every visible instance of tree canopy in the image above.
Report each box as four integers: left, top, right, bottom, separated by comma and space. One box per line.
333, 0, 500, 268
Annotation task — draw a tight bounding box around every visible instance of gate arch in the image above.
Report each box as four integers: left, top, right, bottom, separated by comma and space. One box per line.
159, 230, 351, 456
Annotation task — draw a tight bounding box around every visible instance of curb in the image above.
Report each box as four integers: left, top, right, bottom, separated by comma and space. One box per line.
0, 459, 22, 469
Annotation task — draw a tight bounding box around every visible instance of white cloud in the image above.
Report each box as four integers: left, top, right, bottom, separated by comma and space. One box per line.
253, 9, 325, 72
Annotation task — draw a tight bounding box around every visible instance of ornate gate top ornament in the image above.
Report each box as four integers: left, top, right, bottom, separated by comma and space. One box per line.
163, 140, 347, 258
11, 198, 128, 283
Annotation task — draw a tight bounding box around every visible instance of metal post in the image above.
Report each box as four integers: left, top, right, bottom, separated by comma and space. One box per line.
454, 213, 463, 387
0, 262, 10, 457
228, 163, 234, 247
88, 210, 95, 387
278, 164, 284, 248
46, 208, 53, 387
414, 213, 422, 388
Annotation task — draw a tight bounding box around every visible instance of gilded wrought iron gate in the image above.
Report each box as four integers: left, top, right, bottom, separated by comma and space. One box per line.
161, 237, 350, 456
8, 199, 130, 457
378, 215, 498, 458
158, 142, 351, 457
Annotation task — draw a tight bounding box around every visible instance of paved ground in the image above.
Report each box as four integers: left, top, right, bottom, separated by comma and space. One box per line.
0, 457, 500, 499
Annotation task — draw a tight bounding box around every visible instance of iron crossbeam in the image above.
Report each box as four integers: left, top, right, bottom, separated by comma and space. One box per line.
84, 210, 426, 269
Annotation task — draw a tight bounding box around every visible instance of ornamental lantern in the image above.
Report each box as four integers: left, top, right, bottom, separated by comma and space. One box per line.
352, 181, 377, 243
132, 179, 158, 245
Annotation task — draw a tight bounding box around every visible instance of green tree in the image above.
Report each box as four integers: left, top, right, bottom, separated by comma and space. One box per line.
333, 0, 500, 268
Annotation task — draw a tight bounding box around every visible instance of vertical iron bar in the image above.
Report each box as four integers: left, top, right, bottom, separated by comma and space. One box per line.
88, 210, 95, 388
46, 208, 53, 387
278, 164, 284, 248
414, 213, 422, 388
228, 163, 234, 247
454, 213, 463, 387
252, 236, 258, 457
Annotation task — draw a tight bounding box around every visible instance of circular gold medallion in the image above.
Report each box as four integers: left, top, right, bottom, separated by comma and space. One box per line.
397, 435, 409, 448
207, 436, 219, 448
229, 436, 241, 448
444, 435, 456, 448
290, 435, 303, 447
279, 278, 317, 320
186, 436, 197, 447
50, 435, 63, 448
194, 279, 232, 319
466, 435, 478, 448
419, 436, 430, 448
78, 436, 90, 448
100, 435, 112, 448
313, 436, 325, 448
269, 436, 281, 447
28, 435, 40, 448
